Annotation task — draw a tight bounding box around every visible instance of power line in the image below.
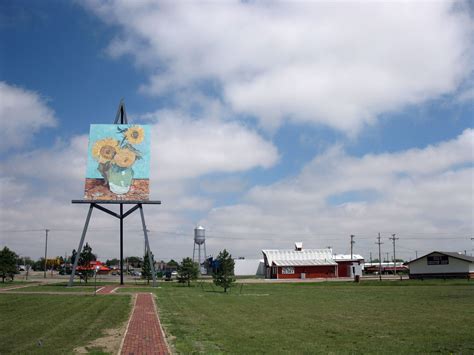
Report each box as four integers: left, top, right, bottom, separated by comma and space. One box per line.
43, 229, 49, 279
350, 234, 355, 259
376, 233, 383, 282
389, 234, 399, 276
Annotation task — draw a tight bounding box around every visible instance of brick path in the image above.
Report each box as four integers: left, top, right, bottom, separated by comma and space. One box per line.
96, 285, 119, 294
120, 293, 169, 355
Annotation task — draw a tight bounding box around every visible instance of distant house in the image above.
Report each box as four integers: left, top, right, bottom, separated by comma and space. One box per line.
262, 243, 337, 279
407, 251, 474, 279
334, 254, 364, 277
234, 259, 265, 276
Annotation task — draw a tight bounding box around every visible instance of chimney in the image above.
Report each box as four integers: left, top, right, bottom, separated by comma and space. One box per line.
295, 242, 303, 251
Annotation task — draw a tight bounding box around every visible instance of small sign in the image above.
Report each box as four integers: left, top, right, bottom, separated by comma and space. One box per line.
427, 255, 449, 265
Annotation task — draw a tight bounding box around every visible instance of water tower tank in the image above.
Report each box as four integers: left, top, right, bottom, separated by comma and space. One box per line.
194, 225, 205, 245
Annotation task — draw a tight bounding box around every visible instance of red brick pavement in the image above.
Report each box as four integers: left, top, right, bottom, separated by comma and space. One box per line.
96, 285, 119, 294
120, 293, 169, 355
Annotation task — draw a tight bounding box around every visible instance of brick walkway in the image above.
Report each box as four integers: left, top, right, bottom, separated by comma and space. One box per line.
121, 293, 169, 355
96, 285, 119, 294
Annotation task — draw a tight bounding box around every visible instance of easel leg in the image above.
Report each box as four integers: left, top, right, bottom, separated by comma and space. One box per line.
120, 204, 124, 285
139, 204, 157, 287
68, 204, 94, 287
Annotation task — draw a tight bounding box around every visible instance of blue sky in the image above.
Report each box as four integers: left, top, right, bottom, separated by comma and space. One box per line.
0, 0, 473, 261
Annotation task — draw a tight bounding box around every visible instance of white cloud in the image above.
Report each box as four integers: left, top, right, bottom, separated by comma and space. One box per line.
0, 81, 56, 151
203, 129, 474, 259
83, 1, 473, 133
1, 128, 472, 260
149, 113, 279, 180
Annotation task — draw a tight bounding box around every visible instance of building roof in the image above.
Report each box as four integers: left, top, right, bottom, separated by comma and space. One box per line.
273, 259, 337, 266
407, 251, 474, 264
262, 249, 337, 266
333, 254, 365, 261
77, 260, 111, 271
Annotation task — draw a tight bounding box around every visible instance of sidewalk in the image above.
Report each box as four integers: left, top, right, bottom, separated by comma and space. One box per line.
120, 293, 169, 355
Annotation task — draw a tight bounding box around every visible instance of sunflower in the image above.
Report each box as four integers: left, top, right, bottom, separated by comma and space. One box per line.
92, 138, 119, 163
124, 126, 145, 144
113, 148, 136, 168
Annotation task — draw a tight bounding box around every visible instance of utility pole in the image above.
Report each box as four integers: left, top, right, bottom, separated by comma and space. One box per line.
389, 234, 399, 276
369, 252, 372, 264
350, 235, 355, 260
386, 252, 389, 263
44, 229, 49, 279
415, 250, 418, 259
376, 233, 383, 281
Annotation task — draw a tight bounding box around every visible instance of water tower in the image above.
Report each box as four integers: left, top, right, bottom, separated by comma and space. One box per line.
193, 225, 207, 268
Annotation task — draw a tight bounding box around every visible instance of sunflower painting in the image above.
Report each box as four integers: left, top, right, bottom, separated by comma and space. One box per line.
84, 124, 150, 200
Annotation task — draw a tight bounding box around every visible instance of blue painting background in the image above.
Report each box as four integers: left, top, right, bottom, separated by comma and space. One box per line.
85, 124, 150, 179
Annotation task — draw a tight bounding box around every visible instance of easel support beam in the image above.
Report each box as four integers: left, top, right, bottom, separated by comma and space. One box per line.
68, 200, 161, 287
92, 203, 121, 219
139, 204, 157, 287
68, 204, 94, 287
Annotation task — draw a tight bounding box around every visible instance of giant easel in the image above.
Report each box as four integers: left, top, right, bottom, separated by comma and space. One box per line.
68, 100, 160, 287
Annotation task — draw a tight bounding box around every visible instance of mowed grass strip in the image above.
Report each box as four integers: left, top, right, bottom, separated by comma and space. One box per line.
0, 293, 131, 354
144, 281, 474, 354
0, 281, 32, 288
10, 284, 102, 293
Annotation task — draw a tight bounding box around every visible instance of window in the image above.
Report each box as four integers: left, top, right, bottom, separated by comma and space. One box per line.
282, 266, 295, 274
427, 255, 449, 265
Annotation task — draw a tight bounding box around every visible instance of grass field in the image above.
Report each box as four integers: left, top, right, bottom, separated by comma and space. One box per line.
0, 293, 131, 354
121, 280, 474, 354
1, 280, 473, 354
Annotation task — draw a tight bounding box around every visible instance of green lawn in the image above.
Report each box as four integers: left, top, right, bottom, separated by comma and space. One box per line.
122, 280, 474, 354
0, 281, 32, 288
0, 294, 131, 354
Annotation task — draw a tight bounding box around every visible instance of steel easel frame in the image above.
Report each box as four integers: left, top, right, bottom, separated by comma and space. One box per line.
67, 100, 160, 287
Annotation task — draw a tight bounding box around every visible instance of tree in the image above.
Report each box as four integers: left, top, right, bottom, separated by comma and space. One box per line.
33, 258, 45, 271
177, 257, 199, 287
71, 249, 77, 265
0, 247, 18, 282
78, 243, 96, 283
212, 249, 236, 293
106, 258, 120, 267
167, 259, 179, 268
142, 251, 155, 284
127, 256, 142, 268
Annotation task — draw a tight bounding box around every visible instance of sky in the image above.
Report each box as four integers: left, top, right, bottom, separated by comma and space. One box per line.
0, 0, 473, 262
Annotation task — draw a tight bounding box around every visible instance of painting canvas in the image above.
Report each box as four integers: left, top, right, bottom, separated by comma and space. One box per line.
84, 124, 150, 200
